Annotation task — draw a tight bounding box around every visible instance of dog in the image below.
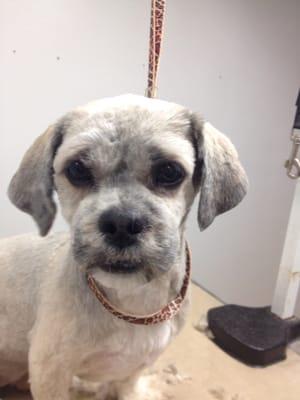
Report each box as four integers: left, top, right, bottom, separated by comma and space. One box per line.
0, 94, 248, 399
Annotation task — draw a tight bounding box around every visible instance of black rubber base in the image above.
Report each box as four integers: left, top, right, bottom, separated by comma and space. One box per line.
207, 305, 300, 366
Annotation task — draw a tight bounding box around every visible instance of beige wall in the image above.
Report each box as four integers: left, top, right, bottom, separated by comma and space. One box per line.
1, 0, 300, 309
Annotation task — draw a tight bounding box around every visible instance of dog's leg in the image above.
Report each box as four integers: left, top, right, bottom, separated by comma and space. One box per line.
28, 326, 75, 400
29, 348, 73, 399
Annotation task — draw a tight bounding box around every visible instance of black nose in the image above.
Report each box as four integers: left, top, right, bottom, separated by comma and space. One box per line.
99, 208, 148, 249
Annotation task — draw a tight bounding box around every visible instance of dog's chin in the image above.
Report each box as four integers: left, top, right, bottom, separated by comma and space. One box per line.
99, 261, 143, 274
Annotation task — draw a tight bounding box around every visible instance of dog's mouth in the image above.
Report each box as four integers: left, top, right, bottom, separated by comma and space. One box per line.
99, 260, 142, 274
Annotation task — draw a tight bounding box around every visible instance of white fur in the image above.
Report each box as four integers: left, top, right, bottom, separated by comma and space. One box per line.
0, 232, 188, 399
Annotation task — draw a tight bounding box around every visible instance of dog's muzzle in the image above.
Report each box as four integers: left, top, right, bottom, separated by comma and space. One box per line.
97, 206, 150, 273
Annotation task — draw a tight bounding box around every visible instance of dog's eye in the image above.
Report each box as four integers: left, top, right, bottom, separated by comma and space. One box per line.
153, 161, 186, 188
65, 160, 93, 187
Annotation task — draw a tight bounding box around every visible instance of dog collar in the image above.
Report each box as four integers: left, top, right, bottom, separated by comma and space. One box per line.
86, 242, 191, 325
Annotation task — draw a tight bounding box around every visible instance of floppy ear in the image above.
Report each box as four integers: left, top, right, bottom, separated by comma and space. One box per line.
193, 117, 248, 231
8, 124, 64, 236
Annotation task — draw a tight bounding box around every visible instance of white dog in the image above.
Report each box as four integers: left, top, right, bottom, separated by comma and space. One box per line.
0, 94, 248, 399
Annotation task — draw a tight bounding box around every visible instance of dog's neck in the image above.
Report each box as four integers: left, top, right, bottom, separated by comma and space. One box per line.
80, 240, 187, 317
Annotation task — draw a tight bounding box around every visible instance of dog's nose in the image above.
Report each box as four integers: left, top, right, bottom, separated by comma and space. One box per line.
99, 208, 147, 249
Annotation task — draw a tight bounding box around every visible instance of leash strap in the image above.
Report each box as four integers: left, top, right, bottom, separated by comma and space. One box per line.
146, 0, 166, 98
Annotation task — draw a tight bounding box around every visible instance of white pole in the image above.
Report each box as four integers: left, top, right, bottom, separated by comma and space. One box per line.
272, 91, 300, 319
271, 181, 300, 319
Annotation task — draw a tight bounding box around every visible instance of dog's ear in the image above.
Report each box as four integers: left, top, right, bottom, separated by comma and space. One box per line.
192, 115, 248, 231
8, 124, 64, 236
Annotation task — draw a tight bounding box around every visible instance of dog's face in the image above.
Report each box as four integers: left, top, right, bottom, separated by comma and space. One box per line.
8, 95, 248, 286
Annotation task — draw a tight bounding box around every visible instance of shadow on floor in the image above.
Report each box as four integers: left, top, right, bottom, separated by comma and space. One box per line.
0, 387, 31, 400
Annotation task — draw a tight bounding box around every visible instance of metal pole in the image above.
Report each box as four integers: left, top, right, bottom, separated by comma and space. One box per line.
272, 90, 300, 319
271, 182, 300, 318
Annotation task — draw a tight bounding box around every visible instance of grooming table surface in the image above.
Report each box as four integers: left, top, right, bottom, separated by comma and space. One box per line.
2, 284, 300, 400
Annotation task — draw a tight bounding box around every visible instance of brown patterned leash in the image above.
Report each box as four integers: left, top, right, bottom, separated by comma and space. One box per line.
146, 0, 166, 98
86, 242, 191, 325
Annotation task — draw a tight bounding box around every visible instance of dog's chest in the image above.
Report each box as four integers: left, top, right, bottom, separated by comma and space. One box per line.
78, 321, 173, 382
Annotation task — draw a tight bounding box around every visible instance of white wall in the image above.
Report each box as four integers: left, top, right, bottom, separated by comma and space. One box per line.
1, 0, 300, 309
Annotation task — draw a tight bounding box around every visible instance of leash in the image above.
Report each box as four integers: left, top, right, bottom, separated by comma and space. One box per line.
86, 242, 191, 325
146, 0, 167, 98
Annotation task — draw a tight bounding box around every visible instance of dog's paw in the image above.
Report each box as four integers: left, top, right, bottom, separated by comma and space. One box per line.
118, 374, 169, 400
71, 376, 112, 400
